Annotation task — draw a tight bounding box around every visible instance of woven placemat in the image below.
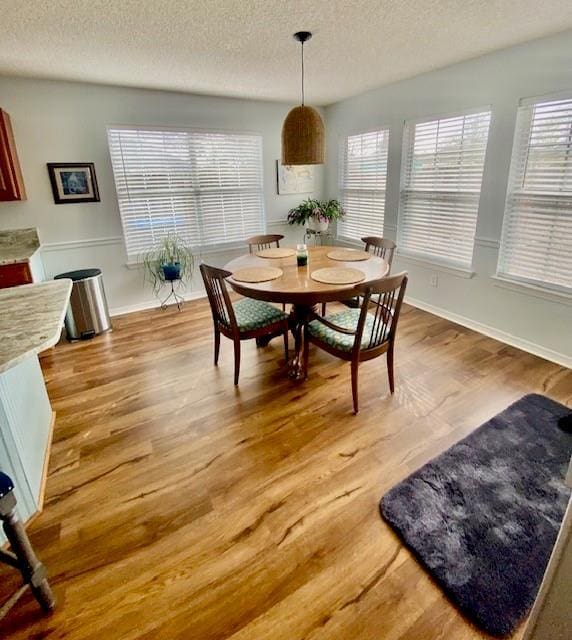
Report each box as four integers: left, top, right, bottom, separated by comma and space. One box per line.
232, 267, 283, 283
327, 249, 371, 262
255, 247, 296, 259
311, 267, 366, 285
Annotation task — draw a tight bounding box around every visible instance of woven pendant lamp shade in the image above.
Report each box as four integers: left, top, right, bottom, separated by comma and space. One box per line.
281, 105, 325, 165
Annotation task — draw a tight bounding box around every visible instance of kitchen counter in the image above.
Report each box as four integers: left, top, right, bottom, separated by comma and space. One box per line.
0, 280, 72, 374
0, 227, 41, 265
0, 279, 71, 537
0, 227, 45, 289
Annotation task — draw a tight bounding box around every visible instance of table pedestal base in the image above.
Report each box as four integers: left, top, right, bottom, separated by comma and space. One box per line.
254, 305, 315, 380
288, 304, 316, 381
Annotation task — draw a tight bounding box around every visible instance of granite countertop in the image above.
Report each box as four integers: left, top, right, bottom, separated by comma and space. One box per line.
0, 228, 41, 265
0, 280, 72, 374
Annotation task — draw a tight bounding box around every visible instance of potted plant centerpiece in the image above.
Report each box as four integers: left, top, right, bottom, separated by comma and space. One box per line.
141, 235, 194, 307
287, 198, 345, 232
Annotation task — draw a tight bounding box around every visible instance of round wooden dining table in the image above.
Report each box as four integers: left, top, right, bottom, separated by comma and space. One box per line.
224, 246, 389, 379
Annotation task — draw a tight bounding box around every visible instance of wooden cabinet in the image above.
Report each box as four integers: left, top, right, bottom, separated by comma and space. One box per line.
0, 262, 33, 289
0, 109, 26, 202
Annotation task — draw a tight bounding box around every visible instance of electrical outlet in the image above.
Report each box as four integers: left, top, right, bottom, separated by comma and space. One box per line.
430, 273, 438, 287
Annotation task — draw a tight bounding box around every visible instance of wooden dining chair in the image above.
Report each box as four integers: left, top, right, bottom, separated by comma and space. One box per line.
200, 263, 289, 385
321, 237, 397, 316
246, 234, 288, 311
245, 234, 284, 254
361, 236, 396, 268
305, 272, 408, 413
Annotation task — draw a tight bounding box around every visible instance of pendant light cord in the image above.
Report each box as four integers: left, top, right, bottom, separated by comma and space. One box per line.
301, 40, 305, 106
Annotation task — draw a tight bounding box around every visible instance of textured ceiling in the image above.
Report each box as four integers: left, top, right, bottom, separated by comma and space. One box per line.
1, 1, 572, 105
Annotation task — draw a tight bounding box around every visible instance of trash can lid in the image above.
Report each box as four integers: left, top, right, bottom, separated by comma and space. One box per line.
0, 471, 15, 498
55, 268, 102, 281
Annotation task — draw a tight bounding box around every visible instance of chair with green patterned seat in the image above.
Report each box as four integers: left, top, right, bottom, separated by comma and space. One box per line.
200, 263, 289, 385
245, 234, 287, 312
304, 272, 407, 413
361, 236, 396, 266
321, 236, 397, 316
245, 234, 284, 253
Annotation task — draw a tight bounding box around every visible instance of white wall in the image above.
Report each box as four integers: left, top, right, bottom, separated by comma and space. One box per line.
0, 77, 323, 314
325, 30, 572, 367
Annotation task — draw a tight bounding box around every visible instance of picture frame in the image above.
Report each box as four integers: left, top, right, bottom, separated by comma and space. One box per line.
47, 162, 100, 204
276, 160, 315, 195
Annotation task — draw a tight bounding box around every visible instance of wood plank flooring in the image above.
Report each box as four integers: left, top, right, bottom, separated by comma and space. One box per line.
1, 299, 570, 639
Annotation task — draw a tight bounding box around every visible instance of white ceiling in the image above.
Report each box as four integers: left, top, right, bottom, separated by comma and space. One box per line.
1, 1, 572, 106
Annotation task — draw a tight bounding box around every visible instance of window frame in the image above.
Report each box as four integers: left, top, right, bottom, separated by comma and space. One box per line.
496, 91, 572, 295
337, 125, 391, 244
107, 124, 266, 262
397, 106, 492, 270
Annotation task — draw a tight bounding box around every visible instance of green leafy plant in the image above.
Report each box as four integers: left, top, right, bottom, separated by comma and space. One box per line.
141, 234, 195, 296
287, 198, 346, 225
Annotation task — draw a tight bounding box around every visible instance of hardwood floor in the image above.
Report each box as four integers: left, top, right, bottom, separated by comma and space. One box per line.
1, 299, 570, 639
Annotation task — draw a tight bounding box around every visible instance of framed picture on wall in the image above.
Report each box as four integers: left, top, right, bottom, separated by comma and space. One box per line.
276, 161, 315, 195
47, 162, 100, 204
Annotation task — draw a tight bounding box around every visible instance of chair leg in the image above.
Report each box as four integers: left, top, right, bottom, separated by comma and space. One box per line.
283, 322, 289, 363
233, 340, 241, 386
302, 325, 310, 379
214, 328, 221, 365
387, 343, 395, 394
0, 492, 56, 616
321, 302, 326, 316
351, 359, 359, 414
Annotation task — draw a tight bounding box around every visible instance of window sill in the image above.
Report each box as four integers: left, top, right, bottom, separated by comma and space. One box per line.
491, 275, 572, 306
395, 253, 475, 279
335, 242, 475, 278
125, 243, 249, 269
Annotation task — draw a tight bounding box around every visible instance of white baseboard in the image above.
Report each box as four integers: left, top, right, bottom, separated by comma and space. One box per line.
405, 295, 572, 370
110, 289, 207, 317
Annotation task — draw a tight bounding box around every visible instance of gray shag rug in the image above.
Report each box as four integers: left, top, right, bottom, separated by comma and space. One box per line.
380, 394, 572, 637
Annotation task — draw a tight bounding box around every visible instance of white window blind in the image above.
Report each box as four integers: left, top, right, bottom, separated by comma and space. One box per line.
497, 96, 572, 293
338, 129, 389, 242
107, 127, 265, 260
399, 110, 491, 268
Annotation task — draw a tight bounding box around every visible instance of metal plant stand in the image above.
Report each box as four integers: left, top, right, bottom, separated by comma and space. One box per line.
160, 278, 185, 311
304, 228, 334, 246
0, 472, 55, 621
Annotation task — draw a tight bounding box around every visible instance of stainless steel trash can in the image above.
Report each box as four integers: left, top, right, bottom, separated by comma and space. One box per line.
54, 269, 111, 340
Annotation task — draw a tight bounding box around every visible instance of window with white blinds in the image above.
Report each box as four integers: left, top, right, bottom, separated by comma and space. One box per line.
107, 127, 265, 260
497, 95, 572, 293
338, 129, 389, 242
399, 110, 491, 268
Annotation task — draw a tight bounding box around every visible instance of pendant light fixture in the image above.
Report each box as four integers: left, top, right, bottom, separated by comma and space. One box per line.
281, 31, 325, 165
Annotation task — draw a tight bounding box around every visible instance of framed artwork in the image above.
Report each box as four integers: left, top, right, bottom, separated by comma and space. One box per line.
47, 162, 100, 204
276, 161, 315, 195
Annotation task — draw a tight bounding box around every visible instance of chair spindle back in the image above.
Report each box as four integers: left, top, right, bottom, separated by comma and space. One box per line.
246, 234, 284, 253
361, 236, 396, 267
199, 263, 237, 332
354, 273, 408, 351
